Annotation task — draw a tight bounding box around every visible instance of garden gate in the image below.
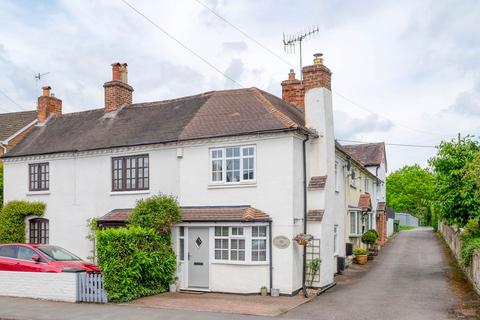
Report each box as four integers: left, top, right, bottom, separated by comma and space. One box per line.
77, 272, 108, 303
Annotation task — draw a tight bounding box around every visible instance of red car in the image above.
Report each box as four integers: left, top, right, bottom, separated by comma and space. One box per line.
0, 243, 100, 273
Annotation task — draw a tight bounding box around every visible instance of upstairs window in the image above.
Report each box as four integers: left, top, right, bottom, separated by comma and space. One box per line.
210, 146, 255, 184
29, 163, 49, 191
112, 155, 149, 191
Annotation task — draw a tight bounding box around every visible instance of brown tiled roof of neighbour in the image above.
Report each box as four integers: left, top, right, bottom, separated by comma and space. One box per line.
0, 110, 37, 142
341, 143, 386, 167
358, 192, 372, 211
97, 206, 271, 224
308, 176, 327, 189
377, 202, 386, 212
6, 88, 308, 158
307, 209, 324, 222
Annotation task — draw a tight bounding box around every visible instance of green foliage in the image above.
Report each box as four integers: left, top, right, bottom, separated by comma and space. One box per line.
0, 201, 46, 243
386, 164, 434, 225
429, 136, 480, 226
85, 218, 98, 263
128, 194, 181, 234
307, 258, 321, 287
361, 229, 378, 245
0, 162, 3, 208
460, 237, 480, 267
461, 218, 480, 240
96, 226, 176, 302
399, 226, 416, 231
353, 247, 368, 256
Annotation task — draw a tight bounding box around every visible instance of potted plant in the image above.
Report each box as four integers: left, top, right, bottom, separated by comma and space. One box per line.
353, 247, 368, 265
293, 233, 314, 246
361, 229, 378, 260
260, 286, 268, 296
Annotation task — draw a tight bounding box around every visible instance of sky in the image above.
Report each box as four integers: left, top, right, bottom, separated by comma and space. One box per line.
0, 0, 479, 172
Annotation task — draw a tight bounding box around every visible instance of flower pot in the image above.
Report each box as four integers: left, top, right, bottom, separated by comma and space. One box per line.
169, 284, 177, 293
260, 287, 268, 296
355, 255, 368, 265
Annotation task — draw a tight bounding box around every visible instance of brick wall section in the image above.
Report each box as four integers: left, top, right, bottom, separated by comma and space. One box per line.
281, 70, 305, 112
104, 80, 133, 113
0, 271, 78, 302
6, 124, 36, 151
37, 96, 62, 122
376, 211, 387, 246
302, 63, 332, 92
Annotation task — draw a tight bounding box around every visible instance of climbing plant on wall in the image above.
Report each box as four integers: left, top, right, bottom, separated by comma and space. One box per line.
0, 200, 46, 243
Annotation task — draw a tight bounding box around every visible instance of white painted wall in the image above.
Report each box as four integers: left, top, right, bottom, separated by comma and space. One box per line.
0, 271, 78, 302
387, 218, 394, 237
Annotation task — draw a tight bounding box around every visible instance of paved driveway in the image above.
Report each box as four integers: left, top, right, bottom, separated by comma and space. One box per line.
283, 227, 479, 320
0, 228, 478, 320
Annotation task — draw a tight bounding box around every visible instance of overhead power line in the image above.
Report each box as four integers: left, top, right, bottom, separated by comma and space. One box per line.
194, 0, 294, 68
337, 139, 436, 148
120, 0, 243, 88
193, 1, 454, 140
0, 88, 27, 111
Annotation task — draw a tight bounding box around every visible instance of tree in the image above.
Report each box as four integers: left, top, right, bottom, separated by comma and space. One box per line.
386, 164, 434, 225
429, 136, 480, 226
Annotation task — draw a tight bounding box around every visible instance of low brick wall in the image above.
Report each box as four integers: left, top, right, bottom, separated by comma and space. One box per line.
0, 271, 78, 302
439, 223, 480, 295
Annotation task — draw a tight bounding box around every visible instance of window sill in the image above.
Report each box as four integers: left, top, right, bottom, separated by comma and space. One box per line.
211, 261, 269, 266
110, 190, 151, 196
349, 234, 361, 238
208, 183, 257, 189
26, 191, 50, 196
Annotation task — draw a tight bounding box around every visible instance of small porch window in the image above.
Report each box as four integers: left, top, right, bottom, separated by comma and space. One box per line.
29, 218, 49, 244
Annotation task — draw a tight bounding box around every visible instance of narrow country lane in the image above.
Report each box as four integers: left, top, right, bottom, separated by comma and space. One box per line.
284, 227, 480, 320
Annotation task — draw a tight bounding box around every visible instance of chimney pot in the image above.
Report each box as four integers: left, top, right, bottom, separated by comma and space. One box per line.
288, 69, 296, 80
111, 63, 121, 81
42, 86, 51, 97
119, 63, 128, 84
313, 53, 324, 65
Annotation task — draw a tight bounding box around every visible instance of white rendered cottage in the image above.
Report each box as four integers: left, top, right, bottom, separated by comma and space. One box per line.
4, 56, 341, 294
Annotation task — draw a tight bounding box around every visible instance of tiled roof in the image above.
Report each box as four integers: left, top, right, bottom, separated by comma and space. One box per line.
308, 176, 327, 190
0, 110, 37, 142
97, 206, 271, 224
307, 209, 324, 222
6, 88, 308, 158
358, 192, 372, 211
341, 143, 386, 167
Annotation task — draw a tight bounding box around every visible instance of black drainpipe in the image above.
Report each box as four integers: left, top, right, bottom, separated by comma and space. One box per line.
268, 219, 273, 293
302, 134, 309, 297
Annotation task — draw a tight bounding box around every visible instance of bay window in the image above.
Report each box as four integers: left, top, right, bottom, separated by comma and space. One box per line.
213, 226, 268, 263
210, 146, 255, 184
349, 211, 361, 236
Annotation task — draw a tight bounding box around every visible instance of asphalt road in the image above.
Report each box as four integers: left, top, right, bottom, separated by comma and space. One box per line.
0, 228, 478, 320
283, 227, 476, 320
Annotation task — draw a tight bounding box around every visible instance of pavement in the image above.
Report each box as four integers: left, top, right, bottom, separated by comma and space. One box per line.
0, 227, 478, 320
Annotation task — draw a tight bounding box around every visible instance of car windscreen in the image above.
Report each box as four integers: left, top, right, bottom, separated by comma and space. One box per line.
36, 246, 82, 261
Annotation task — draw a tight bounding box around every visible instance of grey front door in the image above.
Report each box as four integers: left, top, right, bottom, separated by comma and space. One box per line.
188, 227, 209, 288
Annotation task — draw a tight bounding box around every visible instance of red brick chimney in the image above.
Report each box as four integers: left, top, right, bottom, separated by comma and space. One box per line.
104, 63, 133, 113
281, 69, 305, 111
302, 53, 332, 92
37, 86, 62, 122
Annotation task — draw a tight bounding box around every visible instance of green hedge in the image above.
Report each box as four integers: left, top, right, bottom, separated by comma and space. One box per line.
96, 226, 177, 302
461, 237, 480, 267
361, 229, 378, 245
0, 201, 46, 243
128, 194, 181, 234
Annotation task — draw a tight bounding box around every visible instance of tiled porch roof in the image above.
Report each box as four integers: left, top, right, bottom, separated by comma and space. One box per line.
97, 206, 271, 225
358, 192, 372, 211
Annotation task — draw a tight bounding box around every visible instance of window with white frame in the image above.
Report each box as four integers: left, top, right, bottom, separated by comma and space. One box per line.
364, 212, 374, 231
252, 226, 267, 262
213, 226, 268, 263
210, 146, 255, 183
333, 225, 339, 255
334, 161, 339, 192
364, 177, 369, 192
179, 227, 185, 261
349, 211, 361, 236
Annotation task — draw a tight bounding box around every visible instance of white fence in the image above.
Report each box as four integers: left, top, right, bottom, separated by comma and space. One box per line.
0, 271, 107, 303
439, 222, 480, 295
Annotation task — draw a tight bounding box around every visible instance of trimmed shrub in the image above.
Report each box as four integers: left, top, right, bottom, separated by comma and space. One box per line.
361, 229, 378, 245
0, 201, 46, 243
353, 247, 368, 256
128, 194, 181, 234
96, 226, 176, 302
460, 237, 480, 267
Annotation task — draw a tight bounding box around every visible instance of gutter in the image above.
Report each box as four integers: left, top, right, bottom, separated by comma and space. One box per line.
302, 134, 309, 298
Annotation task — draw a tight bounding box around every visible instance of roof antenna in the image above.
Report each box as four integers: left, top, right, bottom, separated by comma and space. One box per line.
283, 26, 319, 80
35, 72, 50, 85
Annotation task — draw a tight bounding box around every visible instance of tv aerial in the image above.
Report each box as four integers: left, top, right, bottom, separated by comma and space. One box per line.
283, 26, 319, 79
34, 72, 50, 85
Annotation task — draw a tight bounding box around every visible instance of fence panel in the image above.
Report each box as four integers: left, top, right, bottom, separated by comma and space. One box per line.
77, 272, 108, 303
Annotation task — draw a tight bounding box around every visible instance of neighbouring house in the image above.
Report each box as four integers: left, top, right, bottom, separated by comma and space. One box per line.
340, 143, 387, 245
395, 212, 419, 227
0, 110, 40, 159
3, 56, 349, 295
